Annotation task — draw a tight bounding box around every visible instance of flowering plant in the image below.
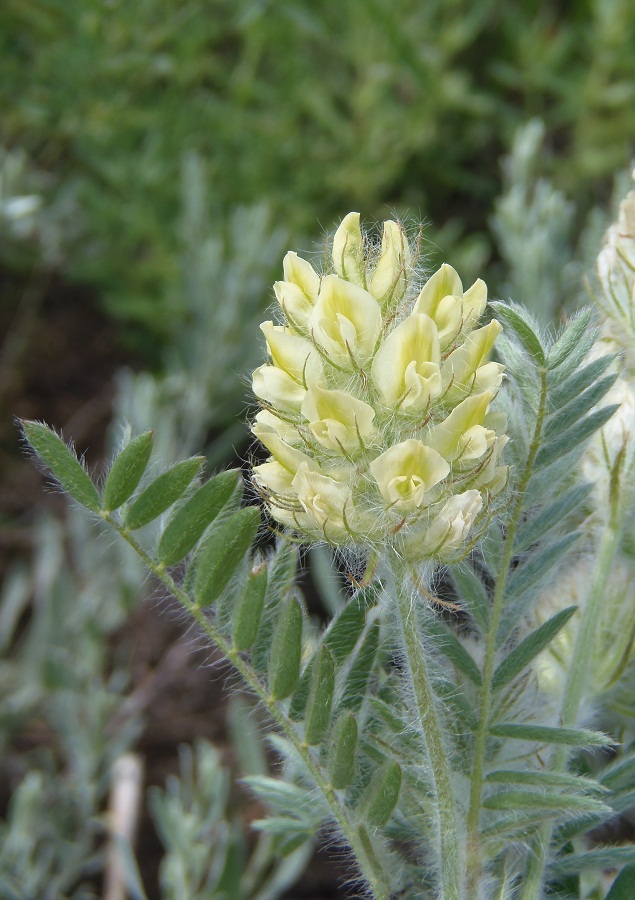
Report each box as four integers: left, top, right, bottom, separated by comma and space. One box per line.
21, 198, 635, 900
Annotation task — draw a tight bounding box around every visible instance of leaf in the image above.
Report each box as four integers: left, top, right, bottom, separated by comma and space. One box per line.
549, 846, 635, 877
492, 606, 577, 690
535, 405, 620, 469
485, 770, 605, 792
451, 563, 490, 632
268, 597, 303, 700
482, 789, 610, 815
193, 507, 261, 607
425, 616, 482, 685
490, 302, 545, 366
543, 373, 618, 440
123, 457, 204, 529
328, 712, 358, 790
550, 353, 616, 409
102, 430, 154, 511
20, 420, 101, 512
605, 866, 635, 899
547, 309, 595, 370
304, 646, 335, 746
251, 540, 298, 675
231, 564, 268, 651
338, 621, 380, 713
600, 748, 635, 791
157, 469, 240, 564
505, 533, 580, 600
514, 483, 593, 551
489, 723, 613, 747
360, 760, 402, 828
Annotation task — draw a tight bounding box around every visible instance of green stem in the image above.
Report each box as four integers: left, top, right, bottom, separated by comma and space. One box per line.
465, 369, 549, 898
519, 518, 622, 900
106, 516, 392, 900
389, 553, 462, 900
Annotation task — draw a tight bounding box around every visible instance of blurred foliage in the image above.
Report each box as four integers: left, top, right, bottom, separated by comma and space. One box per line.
1, 0, 635, 352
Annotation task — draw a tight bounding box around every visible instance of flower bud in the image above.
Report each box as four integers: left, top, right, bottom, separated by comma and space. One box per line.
420, 490, 483, 558
332, 212, 365, 285
369, 219, 411, 306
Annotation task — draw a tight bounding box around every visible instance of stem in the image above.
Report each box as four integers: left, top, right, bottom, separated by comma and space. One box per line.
106, 516, 392, 900
389, 553, 462, 900
465, 369, 549, 897
519, 517, 622, 900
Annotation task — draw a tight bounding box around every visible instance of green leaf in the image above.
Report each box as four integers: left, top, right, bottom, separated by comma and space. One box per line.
605, 866, 635, 899
251, 540, 298, 676
193, 507, 261, 607
21, 420, 100, 512
268, 597, 303, 700
489, 723, 612, 747
600, 748, 635, 790
338, 622, 380, 713
123, 457, 204, 529
535, 405, 620, 469
492, 606, 577, 690
103, 430, 154, 511
550, 353, 616, 409
360, 760, 402, 828
505, 533, 580, 600
425, 616, 482, 685
157, 469, 240, 565
485, 770, 605, 792
544, 373, 618, 440
232, 564, 268, 651
547, 309, 595, 370
288, 587, 378, 721
304, 646, 335, 746
514, 483, 593, 551
549, 846, 635, 877
482, 789, 610, 815
451, 563, 490, 632
328, 712, 358, 790
491, 302, 545, 366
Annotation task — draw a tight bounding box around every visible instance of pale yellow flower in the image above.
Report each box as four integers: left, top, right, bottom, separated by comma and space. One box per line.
420, 490, 484, 557
369, 219, 411, 306
309, 275, 382, 368
427, 391, 496, 463
332, 212, 365, 285
371, 313, 442, 413
441, 320, 504, 403
293, 462, 356, 540
302, 384, 377, 454
413, 264, 487, 349
369, 439, 450, 512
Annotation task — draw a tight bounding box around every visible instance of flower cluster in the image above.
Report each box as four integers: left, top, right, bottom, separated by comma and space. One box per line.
251, 213, 507, 561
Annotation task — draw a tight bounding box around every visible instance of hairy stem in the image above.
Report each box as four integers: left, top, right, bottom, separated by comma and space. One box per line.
106, 516, 392, 900
389, 553, 462, 900
465, 369, 549, 897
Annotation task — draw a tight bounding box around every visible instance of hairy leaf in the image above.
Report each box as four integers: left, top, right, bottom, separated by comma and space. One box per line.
268, 597, 303, 700
232, 564, 268, 651
424, 615, 482, 685
328, 712, 358, 790
360, 760, 402, 827
21, 420, 100, 512
544, 373, 618, 440
123, 457, 204, 529
535, 405, 619, 469
514, 483, 593, 551
489, 723, 612, 747
483, 789, 610, 815
491, 302, 545, 365
550, 353, 616, 409
451, 563, 490, 632
193, 507, 260, 607
338, 622, 380, 713
304, 646, 335, 746
549, 846, 635, 876
547, 310, 595, 370
157, 469, 240, 564
485, 770, 605, 792
103, 430, 154, 511
492, 606, 577, 690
